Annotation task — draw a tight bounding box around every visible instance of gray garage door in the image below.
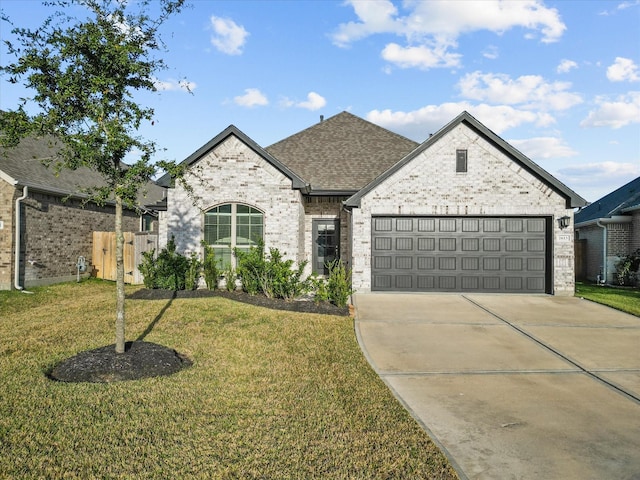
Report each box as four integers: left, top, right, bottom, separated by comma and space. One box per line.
371, 216, 549, 293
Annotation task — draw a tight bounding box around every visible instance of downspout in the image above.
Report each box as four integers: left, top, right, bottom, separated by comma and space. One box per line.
14, 185, 28, 291
596, 219, 607, 284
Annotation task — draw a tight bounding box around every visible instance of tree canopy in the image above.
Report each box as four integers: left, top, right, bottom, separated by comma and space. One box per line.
1, 0, 187, 353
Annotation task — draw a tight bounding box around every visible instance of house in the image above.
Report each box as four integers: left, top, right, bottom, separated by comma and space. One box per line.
574, 176, 640, 284
160, 111, 587, 295
0, 134, 165, 290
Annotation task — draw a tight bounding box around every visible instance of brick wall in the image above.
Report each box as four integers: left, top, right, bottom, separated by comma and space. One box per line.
351, 123, 577, 295
630, 210, 640, 253
576, 225, 605, 281
0, 180, 16, 290
164, 135, 305, 265
17, 190, 139, 288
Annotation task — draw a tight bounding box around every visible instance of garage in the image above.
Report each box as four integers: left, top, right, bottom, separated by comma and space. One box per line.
371, 216, 551, 293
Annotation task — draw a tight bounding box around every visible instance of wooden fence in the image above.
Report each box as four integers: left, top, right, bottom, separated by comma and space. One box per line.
92, 232, 158, 284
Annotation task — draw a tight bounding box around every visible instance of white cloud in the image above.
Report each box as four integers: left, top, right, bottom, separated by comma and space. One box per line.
367, 102, 555, 140
234, 88, 268, 108
557, 59, 578, 74
381, 43, 461, 70
606, 57, 640, 82
509, 137, 578, 159
296, 92, 327, 111
153, 78, 196, 92
457, 71, 582, 111
580, 92, 640, 129
332, 0, 565, 70
210, 16, 249, 55
482, 45, 499, 60
559, 161, 639, 178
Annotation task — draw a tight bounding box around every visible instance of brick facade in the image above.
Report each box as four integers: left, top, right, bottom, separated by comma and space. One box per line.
0, 180, 16, 290
164, 135, 306, 265
350, 123, 576, 295
1, 179, 141, 289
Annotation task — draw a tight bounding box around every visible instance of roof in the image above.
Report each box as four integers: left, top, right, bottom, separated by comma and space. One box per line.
0, 134, 165, 210
156, 124, 307, 190
574, 176, 640, 225
266, 111, 419, 193
346, 111, 587, 209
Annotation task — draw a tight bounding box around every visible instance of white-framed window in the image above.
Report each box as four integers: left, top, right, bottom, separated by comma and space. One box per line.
204, 203, 264, 268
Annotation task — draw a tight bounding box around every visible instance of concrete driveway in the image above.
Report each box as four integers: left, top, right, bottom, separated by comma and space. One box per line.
353, 293, 640, 480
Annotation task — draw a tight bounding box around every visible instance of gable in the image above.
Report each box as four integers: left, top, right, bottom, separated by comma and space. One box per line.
346, 111, 586, 209
158, 125, 307, 190
266, 111, 419, 193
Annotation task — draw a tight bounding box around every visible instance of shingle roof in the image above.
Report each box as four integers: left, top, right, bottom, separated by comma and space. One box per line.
345, 111, 587, 209
266, 111, 420, 193
575, 176, 640, 224
0, 135, 165, 209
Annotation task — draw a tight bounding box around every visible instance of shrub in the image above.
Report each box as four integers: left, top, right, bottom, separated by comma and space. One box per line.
139, 249, 157, 289
201, 242, 220, 290
308, 273, 330, 304
185, 252, 201, 291
223, 264, 236, 292
615, 249, 640, 286
138, 236, 189, 290
325, 259, 353, 308
235, 243, 308, 300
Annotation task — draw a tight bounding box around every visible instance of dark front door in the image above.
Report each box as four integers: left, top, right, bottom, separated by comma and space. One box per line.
313, 219, 340, 275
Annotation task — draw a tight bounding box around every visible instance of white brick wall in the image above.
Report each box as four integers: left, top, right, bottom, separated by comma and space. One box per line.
350, 124, 576, 295
163, 135, 305, 263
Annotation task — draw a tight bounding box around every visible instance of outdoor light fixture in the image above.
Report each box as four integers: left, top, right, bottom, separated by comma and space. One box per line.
557, 215, 571, 229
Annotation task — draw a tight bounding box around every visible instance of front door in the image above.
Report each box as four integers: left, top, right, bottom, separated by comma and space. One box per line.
313, 219, 340, 275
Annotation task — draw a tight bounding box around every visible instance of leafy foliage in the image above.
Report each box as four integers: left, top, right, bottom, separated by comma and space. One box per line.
615, 249, 640, 286
325, 259, 353, 308
201, 241, 220, 290
0, 0, 187, 353
235, 243, 309, 300
138, 237, 189, 291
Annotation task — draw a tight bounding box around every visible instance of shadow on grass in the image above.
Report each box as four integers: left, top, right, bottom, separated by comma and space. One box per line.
135, 291, 177, 342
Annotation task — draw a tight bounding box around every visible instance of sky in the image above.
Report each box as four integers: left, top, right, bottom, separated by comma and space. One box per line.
1, 0, 639, 203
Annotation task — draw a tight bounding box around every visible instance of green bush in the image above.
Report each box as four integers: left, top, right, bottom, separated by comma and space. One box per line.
201, 242, 220, 290
138, 236, 190, 290
235, 243, 308, 300
185, 252, 201, 291
139, 249, 157, 289
325, 259, 353, 308
615, 249, 640, 286
223, 263, 236, 292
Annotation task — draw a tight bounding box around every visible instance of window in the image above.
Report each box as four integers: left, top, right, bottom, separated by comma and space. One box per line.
456, 149, 468, 173
204, 203, 263, 268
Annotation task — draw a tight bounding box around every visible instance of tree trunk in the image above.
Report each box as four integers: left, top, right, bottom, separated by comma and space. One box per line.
115, 194, 126, 354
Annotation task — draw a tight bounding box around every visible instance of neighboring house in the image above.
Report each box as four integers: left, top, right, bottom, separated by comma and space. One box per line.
574, 176, 640, 284
0, 135, 165, 290
160, 111, 586, 295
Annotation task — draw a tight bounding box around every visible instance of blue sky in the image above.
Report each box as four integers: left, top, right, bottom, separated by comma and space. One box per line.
1, 0, 639, 203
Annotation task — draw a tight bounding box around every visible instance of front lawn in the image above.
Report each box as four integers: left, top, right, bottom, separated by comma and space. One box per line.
0, 281, 457, 479
575, 282, 640, 317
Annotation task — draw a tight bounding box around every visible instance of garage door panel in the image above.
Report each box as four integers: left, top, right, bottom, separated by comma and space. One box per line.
371, 216, 548, 293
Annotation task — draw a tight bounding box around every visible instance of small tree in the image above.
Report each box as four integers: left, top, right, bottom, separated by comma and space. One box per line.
0, 0, 187, 353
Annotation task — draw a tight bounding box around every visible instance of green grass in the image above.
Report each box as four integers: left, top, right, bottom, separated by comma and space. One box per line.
0, 280, 457, 479
575, 282, 640, 317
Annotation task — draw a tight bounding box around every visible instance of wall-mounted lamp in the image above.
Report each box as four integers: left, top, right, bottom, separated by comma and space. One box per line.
557, 215, 571, 230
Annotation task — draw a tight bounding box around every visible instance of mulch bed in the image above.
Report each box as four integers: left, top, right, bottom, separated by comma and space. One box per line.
127, 288, 351, 317
47, 289, 349, 384
48, 341, 193, 383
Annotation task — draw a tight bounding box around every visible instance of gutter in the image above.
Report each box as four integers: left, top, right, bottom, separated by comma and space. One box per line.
576, 216, 633, 284
14, 185, 29, 291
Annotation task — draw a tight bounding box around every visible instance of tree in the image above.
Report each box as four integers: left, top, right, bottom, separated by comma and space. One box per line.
0, 0, 187, 354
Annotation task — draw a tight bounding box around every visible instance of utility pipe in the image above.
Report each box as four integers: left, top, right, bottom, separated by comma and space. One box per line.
14, 185, 28, 291
596, 219, 607, 284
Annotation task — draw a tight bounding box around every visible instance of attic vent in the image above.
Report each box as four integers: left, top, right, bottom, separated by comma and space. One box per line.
320, 115, 324, 123
456, 149, 468, 173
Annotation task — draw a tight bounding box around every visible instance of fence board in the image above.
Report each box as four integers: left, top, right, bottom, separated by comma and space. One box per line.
92, 231, 157, 284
